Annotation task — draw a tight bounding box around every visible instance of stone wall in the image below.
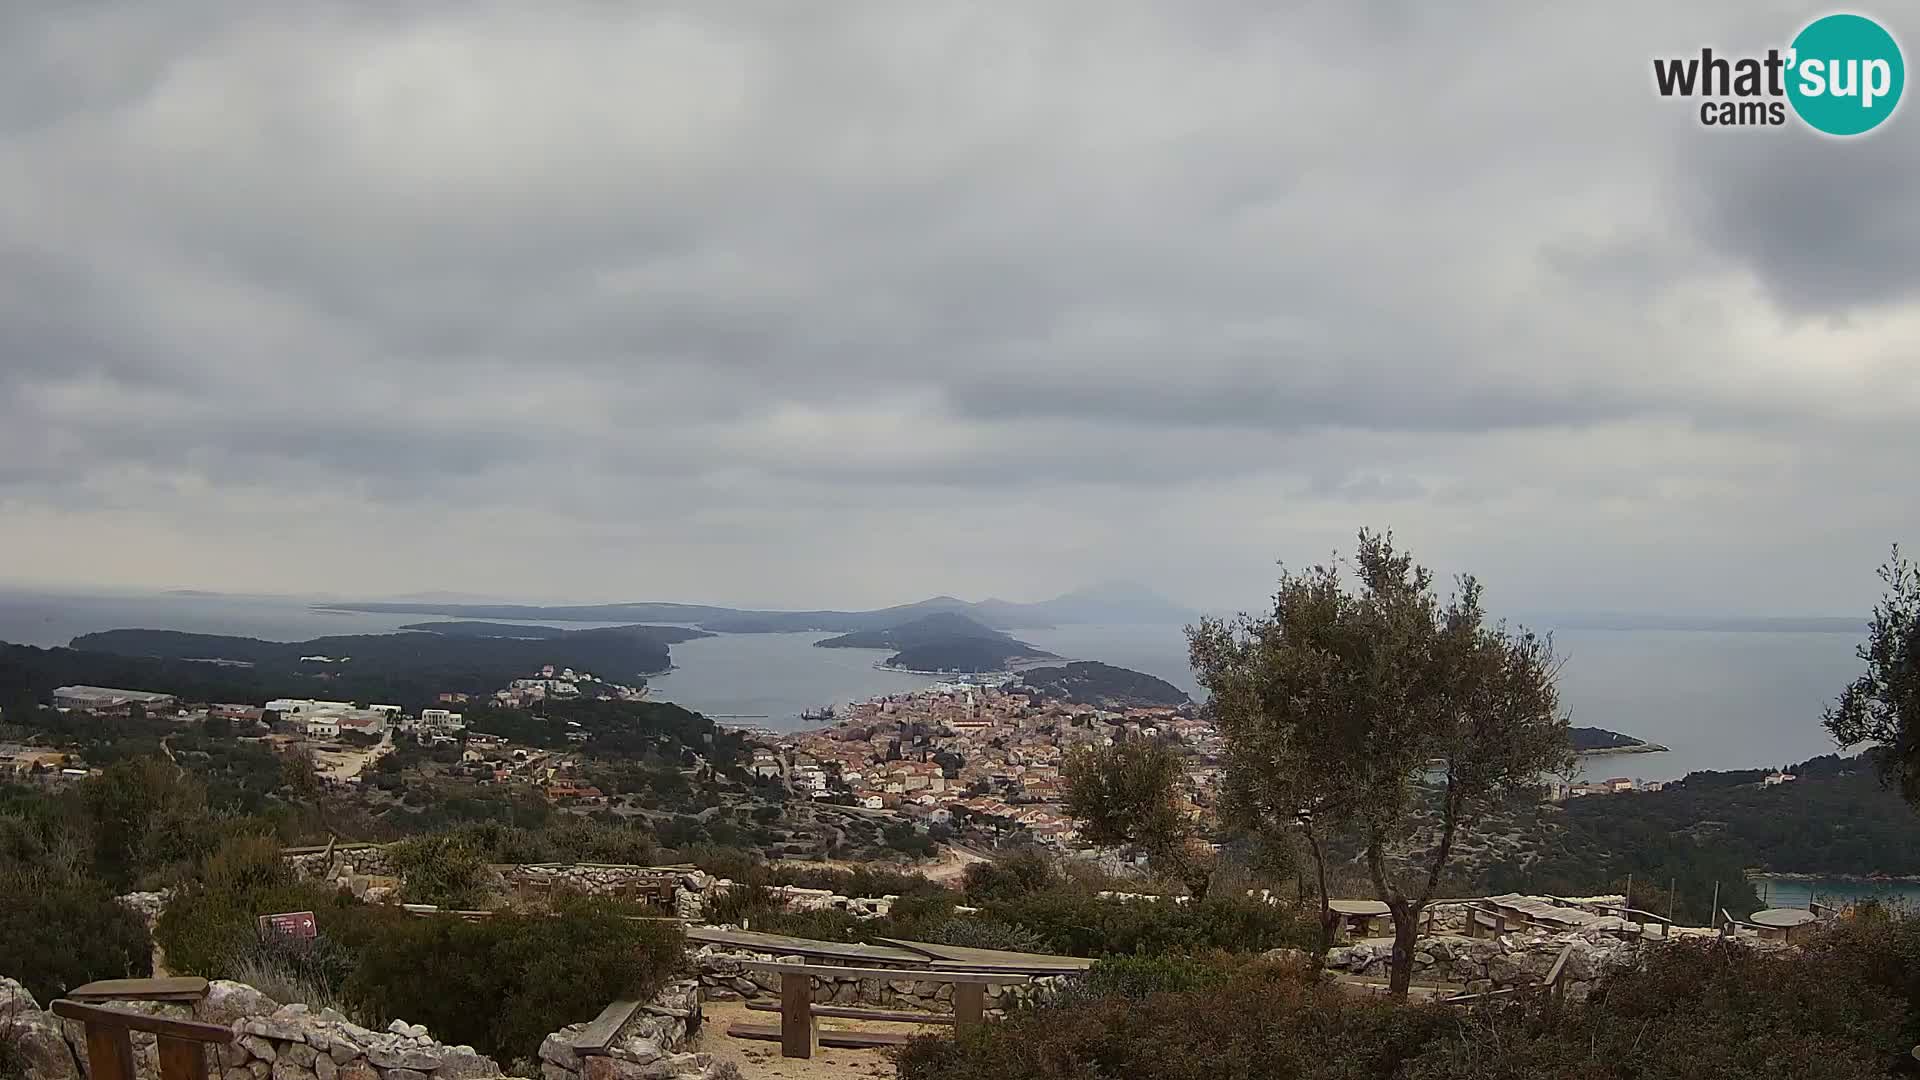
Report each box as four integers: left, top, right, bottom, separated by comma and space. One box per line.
1, 977, 498, 1080
3, 974, 721, 1080
535, 980, 713, 1080
503, 866, 710, 922
692, 944, 1061, 1014
285, 845, 401, 881
1325, 930, 1635, 1001
283, 847, 719, 920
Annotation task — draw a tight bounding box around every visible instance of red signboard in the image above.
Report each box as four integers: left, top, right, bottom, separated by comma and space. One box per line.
257, 911, 317, 939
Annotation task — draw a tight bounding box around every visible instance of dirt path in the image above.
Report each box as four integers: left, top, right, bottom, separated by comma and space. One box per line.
695, 1000, 917, 1080
770, 843, 986, 885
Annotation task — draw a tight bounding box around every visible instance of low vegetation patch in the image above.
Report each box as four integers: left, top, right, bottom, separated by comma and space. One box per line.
900, 915, 1920, 1080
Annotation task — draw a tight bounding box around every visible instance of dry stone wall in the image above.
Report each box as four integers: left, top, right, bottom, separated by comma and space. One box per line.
1325, 930, 1636, 1001
692, 944, 1061, 1014
4, 975, 720, 1080
535, 980, 713, 1080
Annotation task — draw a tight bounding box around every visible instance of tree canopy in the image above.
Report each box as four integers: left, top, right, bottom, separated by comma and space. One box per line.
1825, 545, 1920, 806
1189, 529, 1571, 994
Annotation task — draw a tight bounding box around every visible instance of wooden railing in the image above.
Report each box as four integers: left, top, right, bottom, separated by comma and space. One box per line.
727, 962, 1031, 1059
50, 1000, 233, 1080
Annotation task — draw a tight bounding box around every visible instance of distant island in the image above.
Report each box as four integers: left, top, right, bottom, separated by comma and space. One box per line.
814, 612, 1058, 674
19, 623, 699, 710
319, 581, 1195, 633
1570, 726, 1669, 755
1016, 661, 1190, 709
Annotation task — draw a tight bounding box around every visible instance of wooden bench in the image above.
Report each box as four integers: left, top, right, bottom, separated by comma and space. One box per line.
727, 963, 1031, 1059
51, 1000, 232, 1080
68, 978, 210, 1004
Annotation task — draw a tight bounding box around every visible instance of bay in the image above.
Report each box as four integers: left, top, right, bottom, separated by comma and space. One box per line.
0, 587, 1871, 781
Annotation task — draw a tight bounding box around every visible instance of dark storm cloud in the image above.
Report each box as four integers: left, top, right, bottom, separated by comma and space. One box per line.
1672, 130, 1920, 315
0, 0, 1915, 610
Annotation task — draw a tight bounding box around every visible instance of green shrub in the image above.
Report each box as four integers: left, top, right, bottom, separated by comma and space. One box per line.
154, 835, 399, 981
919, 917, 1047, 955
386, 833, 490, 908
901, 919, 1920, 1080
0, 857, 152, 1003
343, 898, 684, 1061
899, 963, 1451, 1080
979, 890, 1313, 958
1058, 953, 1240, 1003
961, 851, 1059, 904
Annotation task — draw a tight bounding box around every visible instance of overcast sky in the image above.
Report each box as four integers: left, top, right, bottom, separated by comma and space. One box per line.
2, 2, 1915, 615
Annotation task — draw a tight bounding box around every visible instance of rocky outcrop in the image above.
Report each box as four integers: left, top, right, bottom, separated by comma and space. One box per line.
2, 978, 81, 1080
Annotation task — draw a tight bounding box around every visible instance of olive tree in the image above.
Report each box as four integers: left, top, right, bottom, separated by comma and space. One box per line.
1825, 545, 1920, 806
1062, 739, 1216, 898
1193, 530, 1570, 995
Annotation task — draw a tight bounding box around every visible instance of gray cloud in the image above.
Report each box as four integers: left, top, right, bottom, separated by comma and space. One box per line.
1, 0, 1916, 614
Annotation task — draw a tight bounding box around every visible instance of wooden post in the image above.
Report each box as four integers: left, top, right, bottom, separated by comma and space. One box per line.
157, 1035, 207, 1080
1666, 878, 1676, 939
1710, 882, 1720, 934
953, 982, 986, 1032
86, 1024, 137, 1080
779, 972, 816, 1059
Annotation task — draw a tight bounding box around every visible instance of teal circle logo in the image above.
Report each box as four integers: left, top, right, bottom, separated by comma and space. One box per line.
1787, 13, 1904, 135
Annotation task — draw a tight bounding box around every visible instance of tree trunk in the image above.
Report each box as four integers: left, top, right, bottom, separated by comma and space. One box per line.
1386, 899, 1423, 997
1303, 825, 1338, 971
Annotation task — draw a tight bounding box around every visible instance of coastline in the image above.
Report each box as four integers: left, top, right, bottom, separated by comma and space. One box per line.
872, 660, 1012, 678
1749, 871, 1920, 884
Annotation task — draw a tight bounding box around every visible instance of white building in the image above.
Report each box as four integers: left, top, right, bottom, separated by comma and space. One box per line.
417, 708, 465, 734
305, 717, 340, 739
265, 699, 354, 717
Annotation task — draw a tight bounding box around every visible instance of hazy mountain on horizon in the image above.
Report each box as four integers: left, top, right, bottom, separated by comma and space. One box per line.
327, 580, 1198, 631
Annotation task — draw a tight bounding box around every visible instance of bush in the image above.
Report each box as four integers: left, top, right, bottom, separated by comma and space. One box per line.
0, 858, 152, 1003
899, 963, 1451, 1080
919, 917, 1047, 955
386, 833, 490, 908
979, 890, 1314, 958
901, 918, 1920, 1080
962, 851, 1059, 904
343, 898, 684, 1062
154, 835, 399, 982
1057, 953, 1240, 1004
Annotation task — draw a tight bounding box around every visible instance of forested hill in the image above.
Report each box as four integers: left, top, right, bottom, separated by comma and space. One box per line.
0, 623, 688, 713
1479, 751, 1920, 915
70, 626, 679, 680
815, 613, 1058, 673
1016, 661, 1191, 708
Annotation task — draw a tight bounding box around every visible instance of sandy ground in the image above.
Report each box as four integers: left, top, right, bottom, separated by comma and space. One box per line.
770, 843, 988, 886
312, 730, 393, 781
695, 1000, 936, 1080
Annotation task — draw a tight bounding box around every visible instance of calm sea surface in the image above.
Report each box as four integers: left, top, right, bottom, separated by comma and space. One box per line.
0, 589, 1868, 780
